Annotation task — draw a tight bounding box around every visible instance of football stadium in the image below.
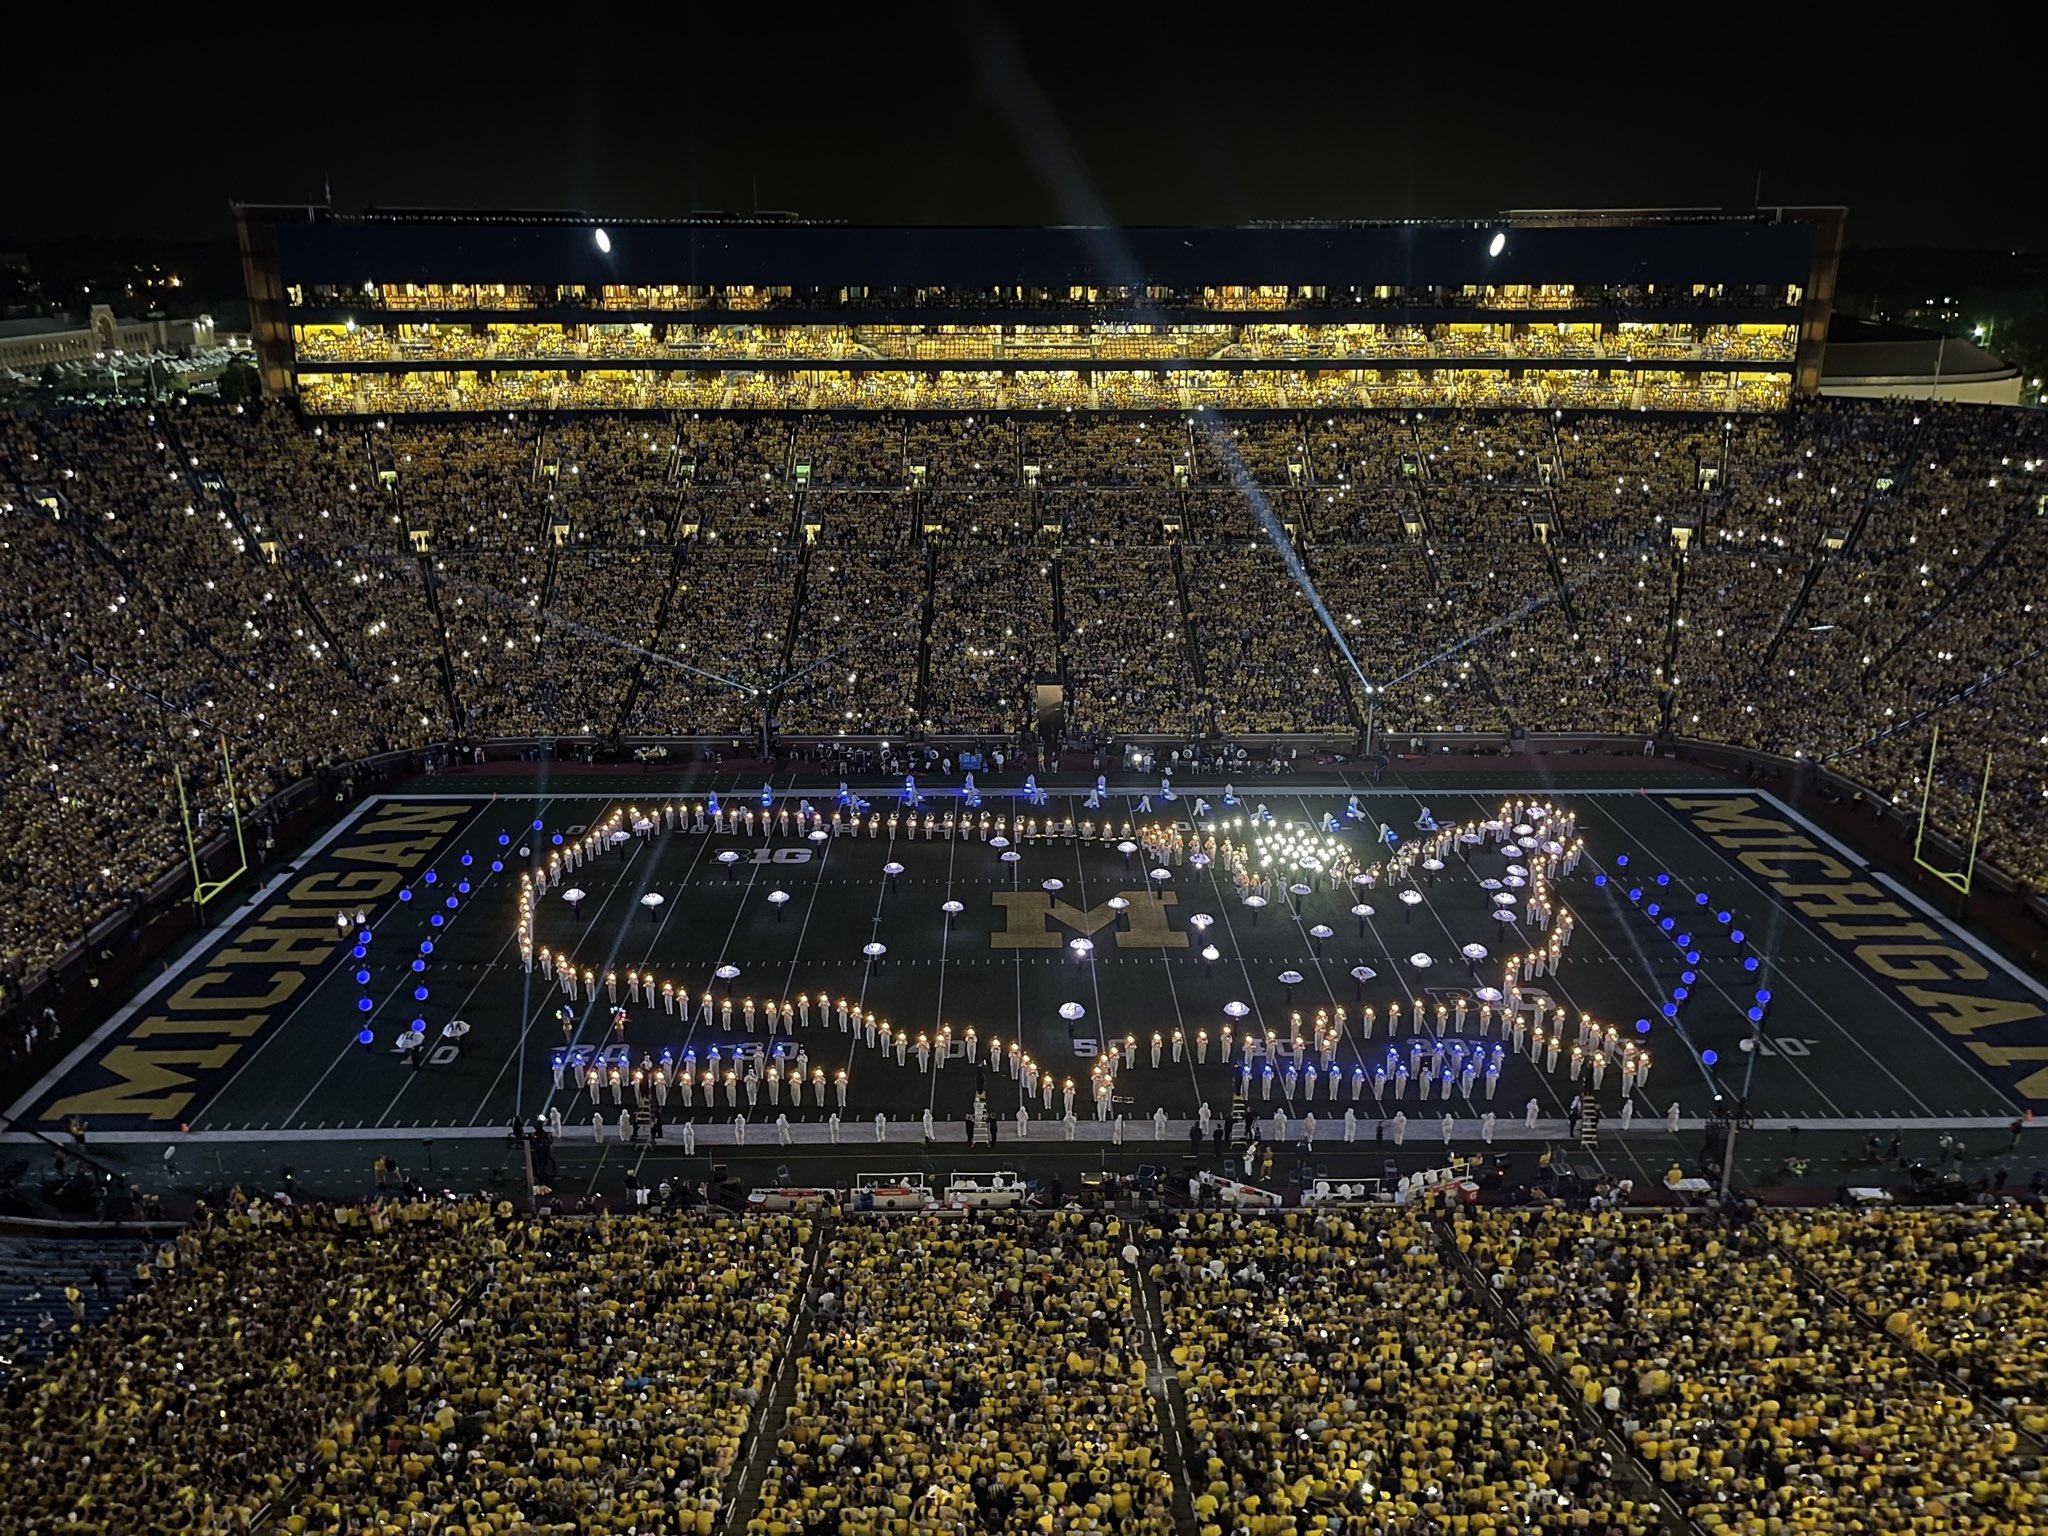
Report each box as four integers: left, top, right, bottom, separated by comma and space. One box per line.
2, 191, 2046, 1535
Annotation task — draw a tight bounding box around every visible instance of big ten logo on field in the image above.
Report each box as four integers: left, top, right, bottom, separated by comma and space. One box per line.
989, 891, 1187, 949
747, 848, 813, 864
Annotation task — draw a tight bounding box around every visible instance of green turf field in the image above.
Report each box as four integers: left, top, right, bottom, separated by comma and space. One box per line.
14, 781, 2040, 1154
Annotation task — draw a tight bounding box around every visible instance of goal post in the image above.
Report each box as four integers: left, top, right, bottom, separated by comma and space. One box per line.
1911, 726, 1992, 895
175, 733, 250, 909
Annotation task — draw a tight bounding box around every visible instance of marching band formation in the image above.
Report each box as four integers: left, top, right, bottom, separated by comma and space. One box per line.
502, 794, 1652, 1144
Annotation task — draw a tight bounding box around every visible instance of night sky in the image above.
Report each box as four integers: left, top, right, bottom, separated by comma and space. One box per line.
8, 7, 2039, 250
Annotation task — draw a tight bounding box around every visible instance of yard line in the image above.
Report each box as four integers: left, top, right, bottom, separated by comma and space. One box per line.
668, 806, 783, 1065
284, 823, 532, 1134
925, 823, 961, 1116
533, 831, 663, 1124
471, 981, 587, 1127
1597, 795, 1943, 1116
191, 797, 494, 1130
1563, 837, 1848, 1117
1198, 852, 1272, 1035
1067, 802, 1113, 1125
374, 834, 572, 1128
840, 822, 900, 1095
1374, 794, 1583, 1124
6, 794, 398, 1127
775, 807, 838, 1007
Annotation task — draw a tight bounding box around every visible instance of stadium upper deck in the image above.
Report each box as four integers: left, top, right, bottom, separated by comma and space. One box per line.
236, 207, 1843, 415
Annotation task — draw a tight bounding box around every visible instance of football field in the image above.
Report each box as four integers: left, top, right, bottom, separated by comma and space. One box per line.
15, 781, 2041, 1154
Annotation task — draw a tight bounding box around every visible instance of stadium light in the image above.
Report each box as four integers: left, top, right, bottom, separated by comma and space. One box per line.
594, 227, 612, 254
1487, 231, 1506, 258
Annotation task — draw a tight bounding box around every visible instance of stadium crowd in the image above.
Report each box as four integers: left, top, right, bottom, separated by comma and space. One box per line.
1468, 1205, 2047, 1534
3, 397, 2046, 1010
9, 1201, 2045, 1535
752, 1213, 1176, 1536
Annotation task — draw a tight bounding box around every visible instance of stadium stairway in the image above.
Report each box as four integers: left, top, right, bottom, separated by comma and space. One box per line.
910, 540, 938, 725
1427, 1214, 1705, 1536
1132, 1272, 1205, 1536
177, 416, 372, 695
1756, 479, 1880, 673
1167, 542, 1216, 735
414, 556, 468, 737
716, 1225, 825, 1536
1656, 549, 1684, 736
1765, 1231, 2048, 1461
1868, 500, 2036, 681
247, 1265, 493, 1532
0, 1234, 137, 1386
613, 506, 704, 736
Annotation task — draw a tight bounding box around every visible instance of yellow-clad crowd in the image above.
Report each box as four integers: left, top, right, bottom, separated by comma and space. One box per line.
749, 1213, 1175, 1536
1768, 1205, 2048, 1415
1159, 1209, 1659, 1535
1466, 1207, 2046, 1535
281, 1211, 808, 1535
7, 397, 2048, 1035
0, 1196, 490, 1535
8, 1204, 2048, 1535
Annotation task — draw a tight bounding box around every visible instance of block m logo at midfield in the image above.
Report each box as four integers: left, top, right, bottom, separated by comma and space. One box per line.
990, 891, 1187, 949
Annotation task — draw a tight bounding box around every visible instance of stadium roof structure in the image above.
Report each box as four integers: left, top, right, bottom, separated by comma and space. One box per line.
262, 212, 1820, 291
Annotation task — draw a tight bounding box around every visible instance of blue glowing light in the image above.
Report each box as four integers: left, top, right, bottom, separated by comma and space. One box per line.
1730, 929, 1745, 945
1702, 1050, 1718, 1066
1748, 1007, 1764, 1022
446, 896, 458, 909
457, 881, 471, 895
420, 940, 433, 954
352, 945, 367, 959
1717, 910, 1732, 924
491, 860, 503, 872
532, 819, 544, 831
1673, 987, 1688, 1002
355, 969, 370, 986
1743, 957, 1759, 972
1616, 854, 1629, 867
1685, 951, 1701, 965
413, 986, 429, 1001
1656, 874, 1670, 887
431, 914, 445, 927
1661, 1002, 1678, 1018
460, 853, 473, 867
1681, 971, 1697, 986
499, 833, 511, 846
552, 833, 563, 845
1695, 892, 1710, 906
1647, 902, 1661, 917
398, 889, 412, 902
1660, 918, 1675, 932
1628, 888, 1643, 903
357, 997, 373, 1013
424, 870, 438, 885
411, 959, 425, 973
358, 1028, 375, 1044
1593, 873, 1607, 887
1636, 1019, 1652, 1034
